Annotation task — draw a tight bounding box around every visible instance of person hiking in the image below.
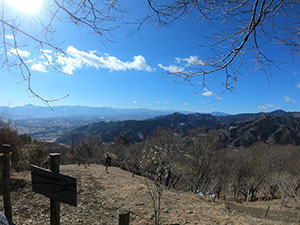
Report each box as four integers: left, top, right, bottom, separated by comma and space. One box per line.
105, 154, 112, 172
165, 168, 172, 187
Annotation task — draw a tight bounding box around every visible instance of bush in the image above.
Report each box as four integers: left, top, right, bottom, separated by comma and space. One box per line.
17, 142, 48, 170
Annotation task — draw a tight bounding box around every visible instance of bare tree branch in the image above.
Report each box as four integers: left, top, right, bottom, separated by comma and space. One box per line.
141, 0, 295, 91
1, 0, 299, 103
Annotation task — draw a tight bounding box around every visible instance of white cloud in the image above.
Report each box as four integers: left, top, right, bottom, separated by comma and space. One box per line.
266, 104, 277, 108
158, 64, 184, 73
159, 55, 204, 75
40, 49, 52, 54
216, 96, 222, 100
202, 88, 214, 97
283, 96, 296, 103
57, 54, 82, 75
57, 46, 154, 75
258, 105, 267, 110
5, 35, 14, 40
31, 63, 47, 73
297, 82, 300, 88
19, 49, 53, 73
132, 101, 137, 104
258, 104, 278, 110
9, 48, 30, 57
89, 50, 98, 54
25, 59, 34, 64
175, 56, 205, 66
40, 52, 53, 66
129, 55, 154, 72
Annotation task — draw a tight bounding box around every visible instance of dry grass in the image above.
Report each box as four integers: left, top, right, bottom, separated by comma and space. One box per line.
0, 164, 297, 224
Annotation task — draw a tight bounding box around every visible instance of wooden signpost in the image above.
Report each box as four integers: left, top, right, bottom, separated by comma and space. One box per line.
31, 153, 77, 225
1, 144, 12, 224
31, 165, 77, 206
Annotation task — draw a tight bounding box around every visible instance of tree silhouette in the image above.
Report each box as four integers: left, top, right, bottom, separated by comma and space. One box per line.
1, 0, 299, 103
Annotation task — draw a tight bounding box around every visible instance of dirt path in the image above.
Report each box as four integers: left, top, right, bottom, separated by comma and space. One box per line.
0, 165, 295, 224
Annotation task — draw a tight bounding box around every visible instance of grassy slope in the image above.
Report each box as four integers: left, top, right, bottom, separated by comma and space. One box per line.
0, 165, 295, 225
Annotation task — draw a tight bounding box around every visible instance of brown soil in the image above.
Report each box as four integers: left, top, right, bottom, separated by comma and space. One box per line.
0, 165, 298, 224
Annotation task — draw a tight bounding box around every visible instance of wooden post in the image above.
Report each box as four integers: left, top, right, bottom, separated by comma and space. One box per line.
2, 144, 12, 223
264, 205, 270, 218
50, 153, 60, 225
117, 207, 129, 225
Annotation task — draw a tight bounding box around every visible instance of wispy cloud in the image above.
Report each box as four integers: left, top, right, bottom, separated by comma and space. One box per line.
57, 46, 154, 75
132, 101, 137, 104
283, 96, 296, 103
5, 35, 14, 40
258, 105, 267, 110
175, 56, 205, 66
184, 102, 190, 106
158, 64, 184, 73
216, 96, 222, 100
9, 48, 30, 57
39, 49, 53, 67
31, 63, 47, 73
41, 49, 52, 54
258, 104, 278, 110
297, 82, 300, 88
202, 88, 214, 97
159, 55, 204, 74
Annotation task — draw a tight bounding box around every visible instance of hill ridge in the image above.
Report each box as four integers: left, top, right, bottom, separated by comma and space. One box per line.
55, 110, 300, 147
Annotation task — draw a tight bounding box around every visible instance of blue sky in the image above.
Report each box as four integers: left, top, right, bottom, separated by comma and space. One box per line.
1, 0, 300, 114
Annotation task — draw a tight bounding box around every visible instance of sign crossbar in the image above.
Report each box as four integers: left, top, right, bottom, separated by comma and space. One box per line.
31, 165, 77, 207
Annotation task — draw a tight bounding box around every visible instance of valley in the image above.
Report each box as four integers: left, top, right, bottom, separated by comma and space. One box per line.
1, 105, 300, 148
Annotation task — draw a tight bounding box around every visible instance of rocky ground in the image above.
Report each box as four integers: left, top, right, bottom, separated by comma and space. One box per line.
0, 164, 298, 224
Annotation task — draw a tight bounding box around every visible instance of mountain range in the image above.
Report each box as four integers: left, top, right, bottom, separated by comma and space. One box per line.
2, 105, 298, 148
55, 109, 300, 147
0, 104, 202, 141
0, 104, 192, 120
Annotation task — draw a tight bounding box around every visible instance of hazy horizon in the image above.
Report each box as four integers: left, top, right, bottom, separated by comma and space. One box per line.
0, 103, 292, 116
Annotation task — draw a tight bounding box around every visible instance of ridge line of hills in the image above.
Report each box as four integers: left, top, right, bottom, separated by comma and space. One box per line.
0, 104, 197, 120
55, 109, 300, 147
1, 105, 299, 147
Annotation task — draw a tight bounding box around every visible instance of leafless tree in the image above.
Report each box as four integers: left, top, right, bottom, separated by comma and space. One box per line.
0, 0, 122, 105
1, 1, 300, 103
121, 142, 144, 177
139, 0, 300, 91
73, 136, 102, 166
270, 145, 300, 210
231, 147, 272, 202
139, 128, 184, 225
183, 128, 222, 194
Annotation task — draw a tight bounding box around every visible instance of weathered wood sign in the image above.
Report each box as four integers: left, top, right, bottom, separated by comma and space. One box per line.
31, 165, 77, 206
1, 145, 12, 223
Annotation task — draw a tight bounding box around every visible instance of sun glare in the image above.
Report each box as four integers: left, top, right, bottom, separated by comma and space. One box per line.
8, 0, 43, 14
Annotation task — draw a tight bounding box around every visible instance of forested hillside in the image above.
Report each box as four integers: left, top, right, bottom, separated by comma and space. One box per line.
56, 110, 300, 147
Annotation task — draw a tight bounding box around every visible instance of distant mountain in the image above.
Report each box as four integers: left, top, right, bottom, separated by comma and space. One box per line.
210, 112, 230, 116
0, 105, 194, 141
215, 110, 288, 124
0, 105, 184, 121
219, 112, 300, 147
55, 112, 218, 145
56, 110, 300, 147
3, 104, 295, 146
